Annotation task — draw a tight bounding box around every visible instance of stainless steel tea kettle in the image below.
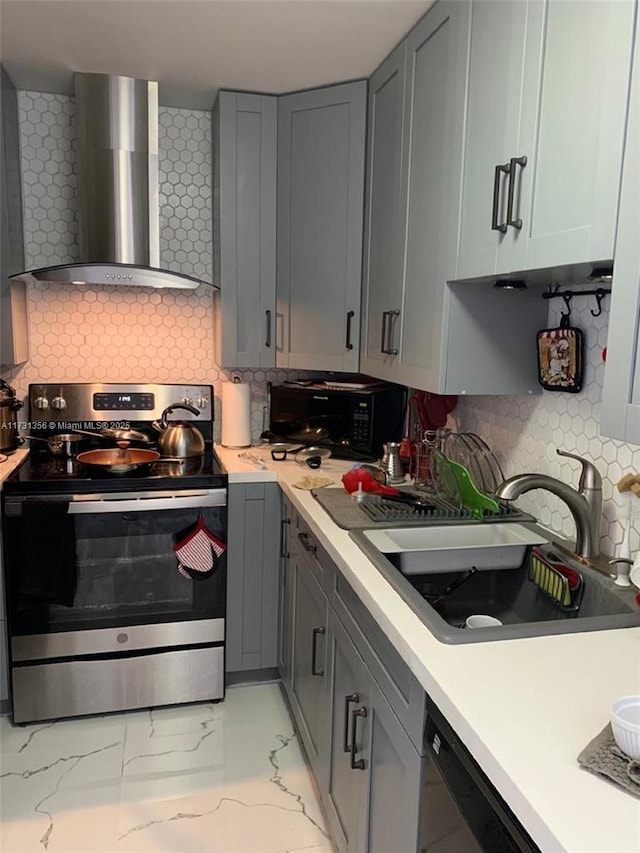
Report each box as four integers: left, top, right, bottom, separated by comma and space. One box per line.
152, 403, 205, 457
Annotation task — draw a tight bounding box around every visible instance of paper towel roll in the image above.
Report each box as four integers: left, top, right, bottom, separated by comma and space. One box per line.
221, 381, 252, 447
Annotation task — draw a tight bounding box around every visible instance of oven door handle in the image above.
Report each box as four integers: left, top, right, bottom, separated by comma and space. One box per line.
4, 490, 227, 515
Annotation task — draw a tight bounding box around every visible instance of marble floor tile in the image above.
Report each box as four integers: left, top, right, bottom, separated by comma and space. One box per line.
0, 683, 333, 853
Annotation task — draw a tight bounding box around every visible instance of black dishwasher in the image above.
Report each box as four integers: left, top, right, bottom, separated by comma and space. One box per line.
421, 697, 540, 852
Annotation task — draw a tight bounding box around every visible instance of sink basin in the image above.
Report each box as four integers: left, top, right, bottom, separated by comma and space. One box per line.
351, 528, 640, 643
362, 524, 548, 572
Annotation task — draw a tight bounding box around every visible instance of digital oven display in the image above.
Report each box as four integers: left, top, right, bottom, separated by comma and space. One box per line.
93, 392, 155, 411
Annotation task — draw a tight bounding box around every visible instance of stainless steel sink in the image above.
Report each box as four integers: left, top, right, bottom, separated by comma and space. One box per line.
351, 527, 640, 643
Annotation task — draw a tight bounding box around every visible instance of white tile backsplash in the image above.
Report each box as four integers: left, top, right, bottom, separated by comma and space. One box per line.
460, 297, 640, 556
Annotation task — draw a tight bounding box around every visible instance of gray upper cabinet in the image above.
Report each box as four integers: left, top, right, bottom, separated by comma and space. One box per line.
456, 0, 637, 281
601, 17, 640, 444
1, 66, 28, 367
276, 82, 366, 371
360, 1, 473, 392
360, 42, 407, 378
213, 91, 277, 369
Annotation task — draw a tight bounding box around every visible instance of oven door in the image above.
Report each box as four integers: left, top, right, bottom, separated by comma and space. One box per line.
3, 489, 227, 644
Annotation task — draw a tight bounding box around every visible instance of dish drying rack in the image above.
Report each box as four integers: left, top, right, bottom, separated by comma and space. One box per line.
528, 549, 584, 610
360, 494, 535, 526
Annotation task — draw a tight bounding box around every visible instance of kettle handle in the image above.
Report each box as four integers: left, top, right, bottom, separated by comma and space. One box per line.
161, 403, 200, 429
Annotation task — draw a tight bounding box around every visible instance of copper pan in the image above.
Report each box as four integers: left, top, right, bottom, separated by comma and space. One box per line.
76, 447, 192, 474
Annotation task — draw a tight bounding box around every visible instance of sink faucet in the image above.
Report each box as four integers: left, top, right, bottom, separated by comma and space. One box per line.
494, 450, 602, 560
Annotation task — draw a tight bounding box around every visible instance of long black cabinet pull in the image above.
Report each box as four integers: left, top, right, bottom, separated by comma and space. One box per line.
350, 706, 368, 770
265, 310, 272, 348
280, 517, 290, 559
343, 693, 360, 752
380, 311, 389, 354
381, 309, 400, 355
491, 162, 511, 233
345, 310, 355, 350
386, 309, 400, 355
506, 155, 527, 230
311, 626, 326, 676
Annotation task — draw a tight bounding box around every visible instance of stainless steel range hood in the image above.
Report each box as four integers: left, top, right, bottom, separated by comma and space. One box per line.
10, 73, 213, 290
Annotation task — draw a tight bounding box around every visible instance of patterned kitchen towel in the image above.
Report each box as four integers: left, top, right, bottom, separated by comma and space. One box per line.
577, 722, 640, 798
174, 513, 226, 578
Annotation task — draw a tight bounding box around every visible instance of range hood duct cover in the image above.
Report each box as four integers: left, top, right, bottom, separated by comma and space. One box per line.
10, 73, 213, 290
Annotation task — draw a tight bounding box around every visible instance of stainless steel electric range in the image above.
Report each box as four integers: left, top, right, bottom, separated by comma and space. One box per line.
1, 383, 228, 724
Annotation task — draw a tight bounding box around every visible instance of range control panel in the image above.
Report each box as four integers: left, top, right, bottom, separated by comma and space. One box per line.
28, 383, 213, 423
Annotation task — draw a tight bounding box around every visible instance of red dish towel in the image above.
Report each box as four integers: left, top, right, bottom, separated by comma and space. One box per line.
174, 513, 226, 578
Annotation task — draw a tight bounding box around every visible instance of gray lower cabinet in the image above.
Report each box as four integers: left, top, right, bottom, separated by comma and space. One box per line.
278, 496, 294, 686
278, 501, 424, 853
290, 545, 331, 787
276, 81, 366, 372
325, 611, 423, 853
213, 91, 277, 369
601, 13, 640, 445
226, 483, 281, 674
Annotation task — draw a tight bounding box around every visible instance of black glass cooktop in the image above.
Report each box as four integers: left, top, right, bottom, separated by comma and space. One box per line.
3, 447, 227, 495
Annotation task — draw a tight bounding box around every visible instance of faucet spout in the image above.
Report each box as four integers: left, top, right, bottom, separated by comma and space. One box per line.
495, 473, 601, 560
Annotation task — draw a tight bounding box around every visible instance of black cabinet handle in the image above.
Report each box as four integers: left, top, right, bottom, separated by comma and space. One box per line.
343, 693, 359, 752
380, 311, 389, 354
386, 308, 400, 355
491, 162, 511, 233
311, 626, 325, 676
506, 156, 527, 230
297, 530, 317, 554
350, 706, 368, 770
280, 517, 290, 559
265, 310, 272, 348
345, 310, 355, 350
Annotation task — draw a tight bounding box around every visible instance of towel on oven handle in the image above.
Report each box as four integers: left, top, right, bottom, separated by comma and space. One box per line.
174, 512, 226, 578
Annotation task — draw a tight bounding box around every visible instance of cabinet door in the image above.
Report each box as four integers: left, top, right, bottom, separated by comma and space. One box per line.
291, 550, 330, 784
277, 497, 293, 687
360, 43, 407, 380
398, 0, 471, 391
521, 0, 636, 271
277, 82, 366, 371
325, 613, 370, 853
455, 0, 530, 280
225, 483, 281, 673
601, 17, 640, 444
364, 680, 423, 853
213, 91, 277, 368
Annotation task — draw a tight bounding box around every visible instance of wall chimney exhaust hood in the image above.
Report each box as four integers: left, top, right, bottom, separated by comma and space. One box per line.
10, 73, 214, 291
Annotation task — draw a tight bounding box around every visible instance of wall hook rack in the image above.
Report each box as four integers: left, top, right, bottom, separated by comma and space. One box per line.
542, 285, 611, 318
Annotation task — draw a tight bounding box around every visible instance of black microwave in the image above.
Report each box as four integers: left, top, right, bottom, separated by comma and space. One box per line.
268, 381, 407, 460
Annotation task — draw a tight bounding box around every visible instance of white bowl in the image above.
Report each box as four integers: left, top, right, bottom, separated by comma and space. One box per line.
465, 614, 503, 629
611, 695, 640, 760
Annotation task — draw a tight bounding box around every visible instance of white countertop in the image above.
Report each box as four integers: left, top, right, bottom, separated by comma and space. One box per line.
0, 449, 28, 490
216, 444, 640, 853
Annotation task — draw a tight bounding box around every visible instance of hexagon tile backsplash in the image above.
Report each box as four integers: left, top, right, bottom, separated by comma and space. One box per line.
3, 91, 640, 558
460, 298, 640, 557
